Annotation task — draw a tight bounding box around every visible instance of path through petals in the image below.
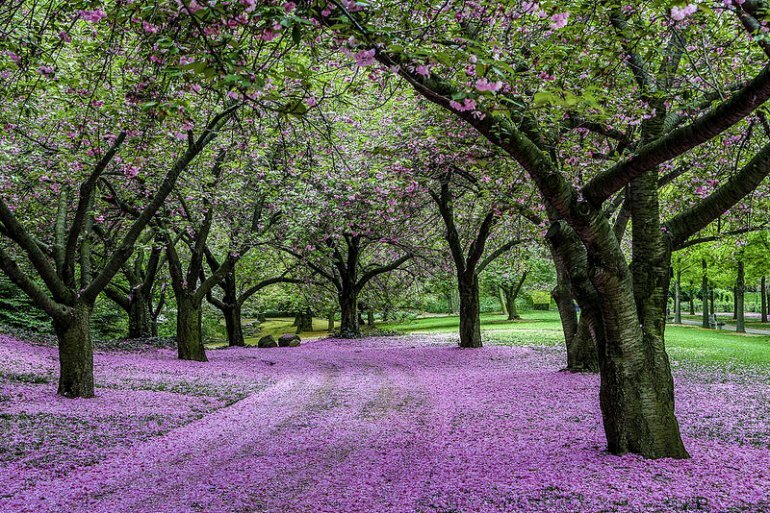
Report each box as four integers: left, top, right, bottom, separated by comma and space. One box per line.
0, 334, 768, 512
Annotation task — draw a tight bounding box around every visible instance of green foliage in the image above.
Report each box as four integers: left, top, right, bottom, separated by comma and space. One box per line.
529, 290, 552, 310
0, 277, 50, 333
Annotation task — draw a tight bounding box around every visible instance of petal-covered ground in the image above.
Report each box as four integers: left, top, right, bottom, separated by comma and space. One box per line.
0, 333, 768, 513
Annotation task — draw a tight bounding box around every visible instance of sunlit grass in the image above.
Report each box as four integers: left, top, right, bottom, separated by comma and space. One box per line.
383, 310, 770, 367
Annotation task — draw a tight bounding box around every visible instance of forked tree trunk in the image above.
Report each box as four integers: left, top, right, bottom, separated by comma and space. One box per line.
762, 276, 768, 323
620, 166, 687, 458
127, 291, 152, 339
502, 275, 525, 321
223, 302, 245, 346
338, 289, 360, 338
549, 220, 686, 458
176, 295, 207, 361
458, 274, 482, 348
54, 303, 95, 398
504, 290, 520, 320
595, 274, 687, 458
736, 261, 745, 333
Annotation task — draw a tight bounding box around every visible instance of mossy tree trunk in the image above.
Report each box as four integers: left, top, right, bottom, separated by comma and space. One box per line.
548, 233, 599, 373
338, 287, 360, 338
458, 273, 482, 348
54, 302, 95, 398
176, 294, 207, 362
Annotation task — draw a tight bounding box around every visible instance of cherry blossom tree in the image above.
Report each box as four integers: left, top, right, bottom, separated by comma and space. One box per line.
307, 0, 770, 458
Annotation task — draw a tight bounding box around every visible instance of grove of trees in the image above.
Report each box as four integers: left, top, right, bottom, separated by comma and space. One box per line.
1, 0, 769, 463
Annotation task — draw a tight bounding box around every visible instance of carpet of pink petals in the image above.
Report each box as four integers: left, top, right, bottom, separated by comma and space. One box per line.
0, 332, 768, 513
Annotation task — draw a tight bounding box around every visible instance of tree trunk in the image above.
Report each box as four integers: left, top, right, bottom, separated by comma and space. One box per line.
701, 261, 709, 328
176, 295, 207, 361
674, 270, 682, 324
338, 289, 360, 338
710, 286, 715, 317
367, 310, 375, 327
223, 302, 245, 346
297, 309, 313, 334
457, 274, 482, 348
327, 310, 335, 331
446, 289, 457, 314
762, 276, 768, 323
567, 315, 599, 373
548, 218, 686, 459
595, 279, 688, 458
733, 286, 738, 320
54, 303, 95, 398
127, 291, 152, 339
736, 261, 745, 333
549, 238, 598, 373
504, 289, 520, 320
498, 287, 507, 315
689, 287, 695, 315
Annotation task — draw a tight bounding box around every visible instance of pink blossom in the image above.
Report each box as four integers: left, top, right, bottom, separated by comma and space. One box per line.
354, 49, 376, 67
671, 4, 698, 21
79, 9, 106, 23
475, 77, 503, 92
550, 12, 569, 30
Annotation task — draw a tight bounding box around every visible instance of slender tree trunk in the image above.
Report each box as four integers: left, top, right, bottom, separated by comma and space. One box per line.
327, 310, 335, 331
223, 302, 245, 346
568, 316, 598, 372
549, 238, 598, 373
54, 303, 95, 398
701, 261, 709, 328
689, 287, 695, 315
733, 286, 738, 320
457, 274, 482, 348
736, 261, 745, 333
127, 291, 152, 339
710, 287, 715, 317
367, 310, 375, 327
498, 287, 507, 315
338, 288, 360, 338
674, 270, 682, 324
762, 276, 768, 323
176, 295, 207, 361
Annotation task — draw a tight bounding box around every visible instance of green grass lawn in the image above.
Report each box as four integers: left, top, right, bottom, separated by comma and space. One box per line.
383, 310, 770, 367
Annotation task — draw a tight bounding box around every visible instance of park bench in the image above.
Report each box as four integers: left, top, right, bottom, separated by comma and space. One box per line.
708, 314, 725, 330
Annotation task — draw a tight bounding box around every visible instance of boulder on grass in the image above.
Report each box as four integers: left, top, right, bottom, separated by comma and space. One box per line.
257, 335, 277, 348
278, 334, 301, 347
